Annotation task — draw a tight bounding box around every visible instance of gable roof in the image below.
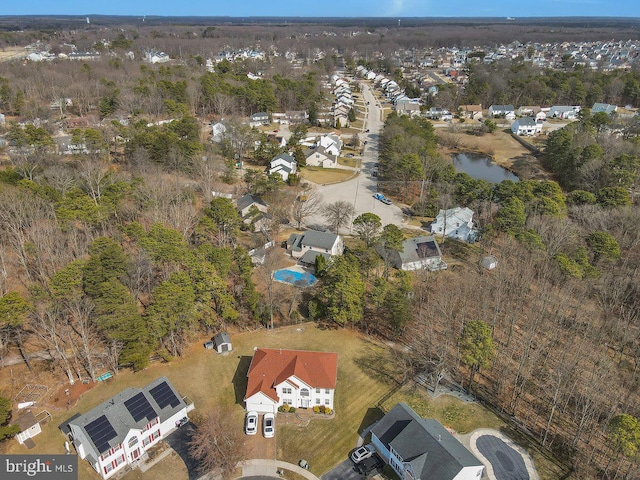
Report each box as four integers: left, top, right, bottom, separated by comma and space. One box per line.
372, 403, 483, 480
214, 331, 231, 345
271, 152, 295, 166
245, 348, 338, 403
237, 193, 267, 212
293, 230, 339, 251
515, 117, 537, 126
69, 377, 185, 456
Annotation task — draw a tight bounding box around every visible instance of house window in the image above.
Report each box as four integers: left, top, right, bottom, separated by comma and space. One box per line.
325, 389, 330, 394
143, 437, 150, 447
300, 388, 309, 397
316, 398, 321, 405
325, 399, 330, 405
115, 455, 124, 466
284, 399, 292, 405
282, 387, 292, 395
104, 464, 113, 474
315, 388, 320, 394
128, 437, 138, 448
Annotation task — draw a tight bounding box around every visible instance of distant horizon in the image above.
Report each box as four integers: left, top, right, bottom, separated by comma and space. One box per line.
2, 0, 639, 19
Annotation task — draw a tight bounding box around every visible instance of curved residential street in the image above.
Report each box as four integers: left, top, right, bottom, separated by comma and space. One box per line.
306, 82, 405, 231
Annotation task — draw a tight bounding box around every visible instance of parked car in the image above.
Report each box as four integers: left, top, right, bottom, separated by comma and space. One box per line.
345, 153, 354, 158
373, 193, 392, 205
175, 416, 189, 428
263, 412, 275, 438
245, 411, 258, 435
355, 454, 383, 475
350, 444, 375, 463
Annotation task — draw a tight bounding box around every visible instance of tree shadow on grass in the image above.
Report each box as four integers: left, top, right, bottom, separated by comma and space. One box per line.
232, 356, 252, 406
353, 343, 403, 385
358, 406, 386, 436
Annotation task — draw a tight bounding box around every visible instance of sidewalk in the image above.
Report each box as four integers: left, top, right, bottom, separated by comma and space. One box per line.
238, 459, 320, 480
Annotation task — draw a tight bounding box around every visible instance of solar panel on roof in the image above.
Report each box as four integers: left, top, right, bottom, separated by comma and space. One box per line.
85, 415, 117, 454
149, 381, 180, 409
124, 392, 157, 423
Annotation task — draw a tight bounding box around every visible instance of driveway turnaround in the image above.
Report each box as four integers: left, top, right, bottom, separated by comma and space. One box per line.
468, 429, 539, 480
321, 459, 368, 480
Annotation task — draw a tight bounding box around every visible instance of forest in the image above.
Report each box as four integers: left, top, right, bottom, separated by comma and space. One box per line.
1, 19, 640, 479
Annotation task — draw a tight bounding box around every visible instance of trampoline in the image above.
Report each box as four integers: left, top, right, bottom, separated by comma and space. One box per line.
273, 269, 317, 287
476, 434, 530, 480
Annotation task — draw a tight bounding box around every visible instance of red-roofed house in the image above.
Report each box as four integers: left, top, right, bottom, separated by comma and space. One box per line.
244, 348, 338, 414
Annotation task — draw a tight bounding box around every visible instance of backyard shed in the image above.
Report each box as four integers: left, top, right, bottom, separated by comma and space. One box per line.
15, 411, 42, 446
213, 331, 232, 354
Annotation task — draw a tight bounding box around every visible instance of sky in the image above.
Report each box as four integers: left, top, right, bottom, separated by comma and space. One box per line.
2, 0, 639, 18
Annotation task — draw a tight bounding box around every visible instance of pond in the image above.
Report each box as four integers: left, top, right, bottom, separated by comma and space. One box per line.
453, 152, 519, 183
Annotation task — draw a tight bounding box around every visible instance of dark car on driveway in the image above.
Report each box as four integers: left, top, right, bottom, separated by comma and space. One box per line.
354, 454, 383, 475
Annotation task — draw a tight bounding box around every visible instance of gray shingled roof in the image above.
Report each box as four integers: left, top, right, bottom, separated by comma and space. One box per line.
69, 377, 185, 457
299, 230, 339, 250
516, 117, 537, 126
237, 193, 267, 212
214, 331, 231, 346
372, 403, 483, 480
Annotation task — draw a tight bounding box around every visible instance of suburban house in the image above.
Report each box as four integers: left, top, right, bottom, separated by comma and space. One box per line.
249, 112, 270, 127
285, 110, 309, 124
488, 104, 515, 119
236, 193, 270, 232
431, 207, 477, 242
269, 153, 297, 181
304, 146, 338, 168
381, 236, 447, 271
396, 100, 422, 117
65, 377, 190, 479
592, 102, 618, 115
211, 121, 227, 143
15, 411, 42, 446
286, 230, 344, 266
459, 104, 483, 120
371, 403, 485, 480
213, 331, 232, 354
244, 348, 338, 414
317, 134, 342, 156
548, 105, 580, 120
511, 117, 542, 136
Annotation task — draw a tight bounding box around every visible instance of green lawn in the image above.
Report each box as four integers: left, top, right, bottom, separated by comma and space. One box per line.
338, 156, 358, 168
300, 166, 355, 184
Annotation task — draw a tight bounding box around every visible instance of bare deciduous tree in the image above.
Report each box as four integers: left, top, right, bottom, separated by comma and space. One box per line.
291, 186, 323, 229
188, 408, 245, 477
323, 200, 355, 235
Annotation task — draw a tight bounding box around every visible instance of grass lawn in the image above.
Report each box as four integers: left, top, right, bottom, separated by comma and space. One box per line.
276, 330, 397, 475
300, 166, 354, 184
338, 156, 358, 168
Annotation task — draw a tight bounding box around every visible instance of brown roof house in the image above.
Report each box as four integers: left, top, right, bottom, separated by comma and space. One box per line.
244, 348, 338, 414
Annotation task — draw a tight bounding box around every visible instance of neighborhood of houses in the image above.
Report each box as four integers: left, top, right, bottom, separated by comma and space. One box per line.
48, 345, 492, 480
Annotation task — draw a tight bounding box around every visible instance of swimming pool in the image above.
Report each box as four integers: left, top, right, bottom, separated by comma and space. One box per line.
273, 269, 317, 287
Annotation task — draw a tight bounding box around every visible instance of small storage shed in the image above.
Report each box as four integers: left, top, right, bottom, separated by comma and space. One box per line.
481, 255, 498, 270
15, 411, 41, 446
213, 331, 232, 354
204, 341, 214, 350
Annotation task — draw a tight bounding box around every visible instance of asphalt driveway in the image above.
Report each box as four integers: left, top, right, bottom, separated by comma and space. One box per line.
321, 459, 367, 480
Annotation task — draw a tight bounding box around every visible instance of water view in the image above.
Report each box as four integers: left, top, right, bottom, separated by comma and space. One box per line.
453, 152, 519, 183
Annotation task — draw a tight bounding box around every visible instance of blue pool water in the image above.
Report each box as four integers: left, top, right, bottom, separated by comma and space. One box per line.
273, 269, 317, 287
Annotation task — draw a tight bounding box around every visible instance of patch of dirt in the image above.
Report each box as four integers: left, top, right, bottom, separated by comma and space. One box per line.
50, 380, 100, 410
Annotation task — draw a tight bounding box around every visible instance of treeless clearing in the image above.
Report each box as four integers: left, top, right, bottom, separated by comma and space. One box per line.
0, 47, 27, 62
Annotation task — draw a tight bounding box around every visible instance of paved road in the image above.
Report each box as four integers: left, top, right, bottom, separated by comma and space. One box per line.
306, 82, 405, 231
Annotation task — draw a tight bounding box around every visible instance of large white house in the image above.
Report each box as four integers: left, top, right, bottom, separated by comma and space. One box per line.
511, 117, 542, 136
269, 153, 297, 181
65, 377, 190, 479
305, 146, 338, 168
371, 403, 485, 480
244, 348, 338, 414
383, 236, 447, 271
431, 207, 477, 242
